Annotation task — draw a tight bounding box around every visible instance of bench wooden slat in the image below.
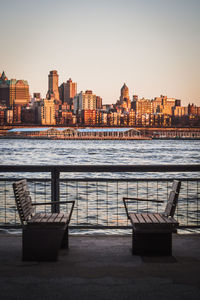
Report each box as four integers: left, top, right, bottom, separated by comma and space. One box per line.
28, 213, 47, 224
172, 180, 179, 192
147, 213, 160, 223
141, 213, 153, 223
152, 213, 178, 226
135, 213, 145, 223
28, 213, 69, 225
53, 213, 64, 223
17, 203, 33, 221
129, 213, 177, 227
161, 214, 179, 225
47, 213, 60, 223
21, 208, 32, 220
152, 213, 166, 223
18, 198, 32, 209
39, 214, 54, 223
164, 191, 175, 216
54, 213, 69, 224
28, 213, 42, 222
164, 181, 181, 217
129, 213, 140, 224
60, 214, 69, 224
30, 213, 46, 223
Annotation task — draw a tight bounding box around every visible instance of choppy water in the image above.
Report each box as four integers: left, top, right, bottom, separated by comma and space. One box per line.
0, 139, 200, 166
0, 139, 200, 233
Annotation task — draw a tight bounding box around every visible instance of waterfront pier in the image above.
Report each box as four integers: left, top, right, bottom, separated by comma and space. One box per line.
1, 126, 200, 140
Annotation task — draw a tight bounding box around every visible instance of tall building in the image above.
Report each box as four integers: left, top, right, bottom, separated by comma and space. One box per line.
46, 70, 59, 101
66, 78, 77, 103
96, 96, 102, 109
59, 78, 77, 104
120, 83, 129, 102
119, 83, 131, 110
38, 99, 56, 125
0, 71, 29, 107
73, 90, 97, 113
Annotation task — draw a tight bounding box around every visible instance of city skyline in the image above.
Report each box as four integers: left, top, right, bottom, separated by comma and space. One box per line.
1, 0, 200, 106
0, 68, 198, 107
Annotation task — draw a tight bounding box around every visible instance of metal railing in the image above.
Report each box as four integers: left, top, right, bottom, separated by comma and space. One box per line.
0, 165, 200, 230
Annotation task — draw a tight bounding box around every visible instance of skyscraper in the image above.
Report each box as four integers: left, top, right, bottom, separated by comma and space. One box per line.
59, 78, 77, 104
119, 83, 131, 110
0, 71, 29, 107
120, 83, 130, 102
66, 78, 77, 103
46, 70, 59, 101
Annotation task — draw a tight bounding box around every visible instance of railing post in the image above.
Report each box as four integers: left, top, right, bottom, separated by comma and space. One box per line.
51, 168, 60, 213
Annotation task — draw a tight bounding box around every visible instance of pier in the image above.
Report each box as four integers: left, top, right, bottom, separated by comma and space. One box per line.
1, 126, 200, 140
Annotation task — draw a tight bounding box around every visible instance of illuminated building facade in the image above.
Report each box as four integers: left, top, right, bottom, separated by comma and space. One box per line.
38, 99, 56, 125
59, 78, 77, 105
73, 90, 97, 112
46, 70, 60, 100
0, 71, 29, 107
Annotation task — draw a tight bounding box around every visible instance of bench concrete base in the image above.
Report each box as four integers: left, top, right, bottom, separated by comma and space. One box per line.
132, 230, 172, 256
22, 225, 68, 261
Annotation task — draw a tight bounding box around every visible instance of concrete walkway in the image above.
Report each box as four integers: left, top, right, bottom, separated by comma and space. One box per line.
0, 233, 200, 300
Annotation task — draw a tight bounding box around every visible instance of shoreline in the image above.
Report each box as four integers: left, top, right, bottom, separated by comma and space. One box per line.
0, 136, 151, 140
1, 136, 200, 140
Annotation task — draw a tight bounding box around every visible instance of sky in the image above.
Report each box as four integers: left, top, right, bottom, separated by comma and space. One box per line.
0, 0, 200, 106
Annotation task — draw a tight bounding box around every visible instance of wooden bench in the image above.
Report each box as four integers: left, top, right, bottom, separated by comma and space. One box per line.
13, 179, 75, 261
123, 180, 181, 256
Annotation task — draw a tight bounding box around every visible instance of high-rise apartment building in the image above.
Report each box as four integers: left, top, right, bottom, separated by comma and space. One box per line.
59, 78, 77, 104
73, 90, 97, 112
46, 70, 59, 100
38, 99, 56, 125
66, 78, 77, 103
133, 98, 153, 115
0, 71, 29, 107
